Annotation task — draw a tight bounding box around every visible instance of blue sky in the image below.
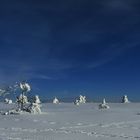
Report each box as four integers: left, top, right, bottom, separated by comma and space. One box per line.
0, 0, 140, 101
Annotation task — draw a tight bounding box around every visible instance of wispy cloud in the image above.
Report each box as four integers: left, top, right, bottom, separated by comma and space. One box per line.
87, 45, 139, 69
27, 73, 56, 80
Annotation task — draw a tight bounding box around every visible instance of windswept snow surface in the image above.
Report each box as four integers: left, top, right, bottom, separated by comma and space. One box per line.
0, 103, 140, 140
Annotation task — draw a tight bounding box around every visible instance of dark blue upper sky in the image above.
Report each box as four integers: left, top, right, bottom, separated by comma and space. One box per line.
0, 0, 140, 101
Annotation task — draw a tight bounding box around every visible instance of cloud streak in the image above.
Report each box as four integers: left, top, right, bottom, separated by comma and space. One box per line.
87, 45, 139, 69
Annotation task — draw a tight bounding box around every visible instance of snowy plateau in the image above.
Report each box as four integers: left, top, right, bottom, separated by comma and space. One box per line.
0, 103, 140, 140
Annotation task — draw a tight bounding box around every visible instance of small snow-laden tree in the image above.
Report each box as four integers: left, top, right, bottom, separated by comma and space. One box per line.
0, 82, 30, 108
27, 95, 42, 114
34, 95, 41, 104
4, 98, 9, 103
29, 102, 41, 114
122, 95, 130, 103
53, 97, 59, 104
19, 82, 31, 110
99, 98, 110, 109
74, 99, 80, 106
20, 82, 31, 92
18, 94, 28, 104
4, 98, 12, 104
0, 81, 43, 115
79, 95, 86, 104
74, 95, 86, 106
16, 94, 29, 109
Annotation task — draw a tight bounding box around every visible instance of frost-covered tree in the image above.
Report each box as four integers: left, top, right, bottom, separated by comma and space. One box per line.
16, 94, 28, 109
99, 98, 110, 109
34, 95, 41, 104
19, 82, 31, 110
0, 81, 43, 115
74, 99, 80, 106
27, 95, 42, 114
79, 95, 86, 104
53, 97, 59, 104
122, 95, 130, 103
29, 102, 41, 114
74, 95, 86, 106
4, 98, 12, 104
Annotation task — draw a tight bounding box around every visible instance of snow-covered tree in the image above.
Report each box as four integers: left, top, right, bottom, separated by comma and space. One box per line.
20, 82, 31, 92
19, 82, 31, 110
79, 95, 86, 104
0, 81, 43, 115
4, 98, 12, 104
53, 97, 59, 104
122, 95, 130, 103
27, 95, 42, 114
99, 98, 110, 109
16, 94, 28, 110
74, 95, 86, 106
34, 95, 41, 104
29, 102, 41, 114
74, 99, 80, 106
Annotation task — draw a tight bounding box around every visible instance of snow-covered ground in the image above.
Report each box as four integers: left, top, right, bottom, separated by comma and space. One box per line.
0, 103, 140, 140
